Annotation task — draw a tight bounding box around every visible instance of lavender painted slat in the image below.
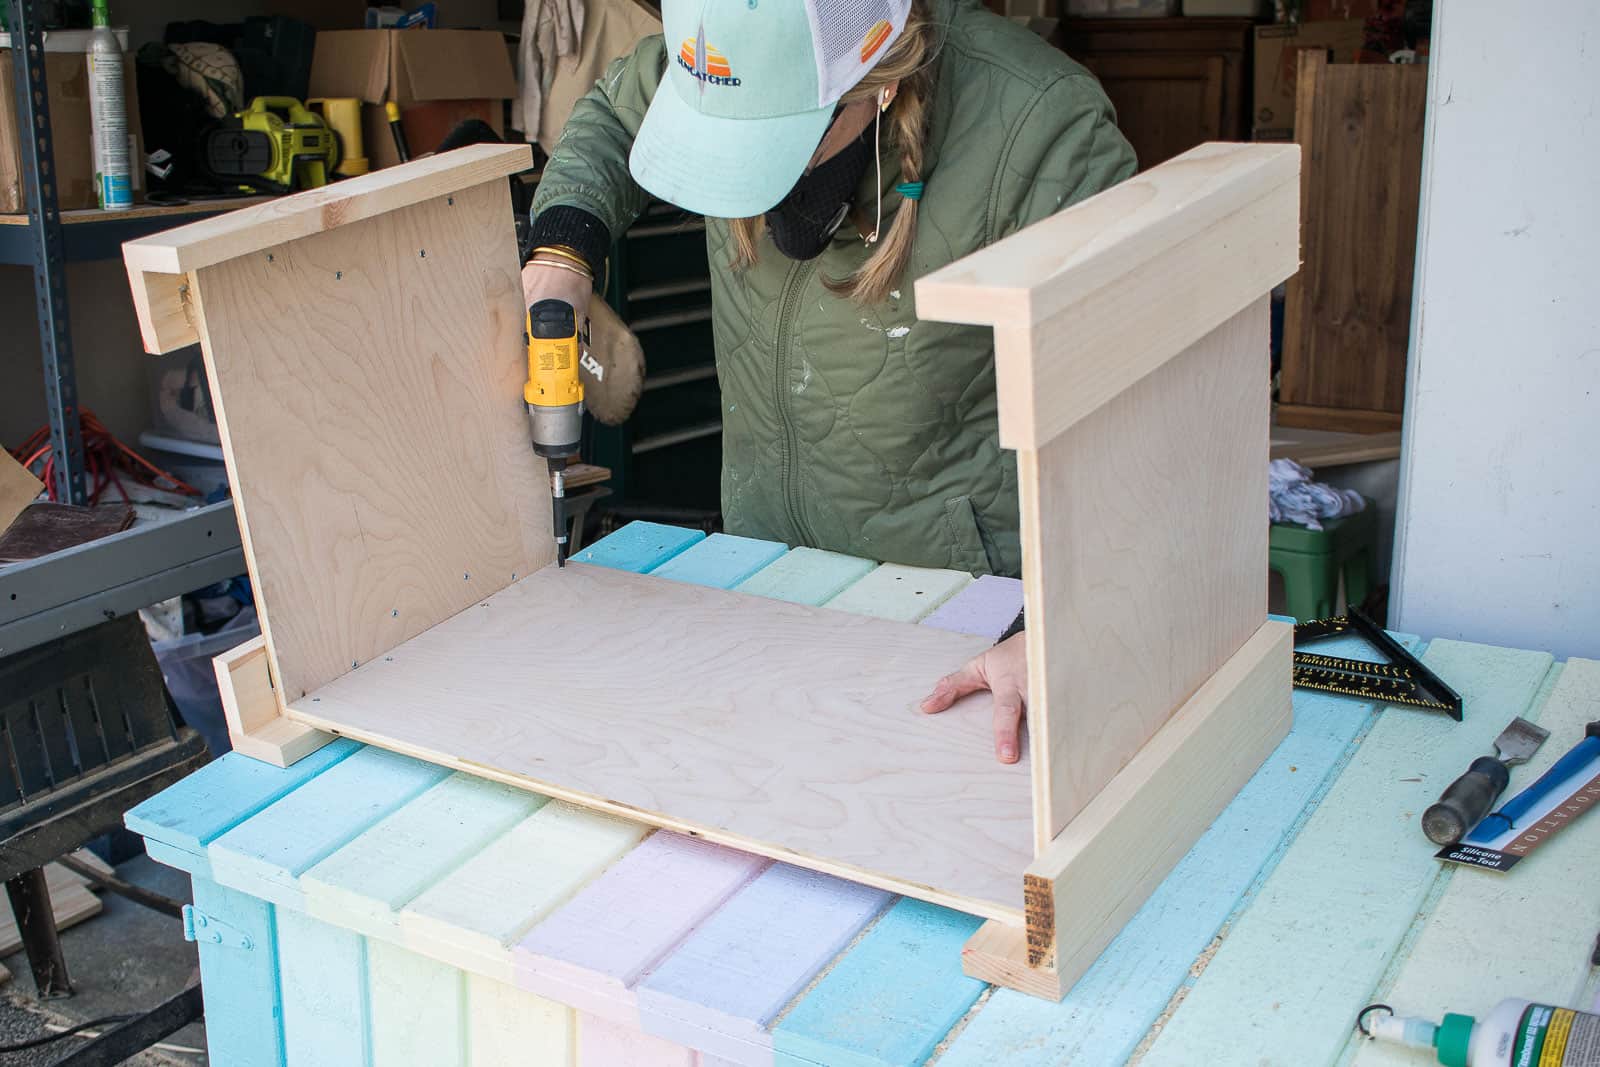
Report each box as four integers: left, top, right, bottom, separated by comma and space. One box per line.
919, 575, 1024, 643
513, 832, 769, 1024
578, 1012, 698, 1067
772, 897, 986, 1067
637, 864, 892, 1064
569, 521, 705, 572
649, 533, 789, 589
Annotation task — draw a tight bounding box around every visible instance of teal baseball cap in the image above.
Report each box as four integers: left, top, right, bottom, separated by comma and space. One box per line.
629, 0, 913, 218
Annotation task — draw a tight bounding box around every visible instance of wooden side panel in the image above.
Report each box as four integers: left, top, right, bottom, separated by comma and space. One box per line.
190, 877, 285, 1067
1279, 53, 1427, 428
1023, 300, 1270, 846
367, 939, 466, 1067
187, 176, 551, 705
467, 973, 575, 1067
277, 908, 370, 1066
123, 264, 198, 353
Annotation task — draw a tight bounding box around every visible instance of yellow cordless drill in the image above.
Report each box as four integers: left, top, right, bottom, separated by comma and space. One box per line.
524, 300, 586, 566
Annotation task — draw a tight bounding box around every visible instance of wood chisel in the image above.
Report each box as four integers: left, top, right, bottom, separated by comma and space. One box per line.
1421, 716, 1549, 845
524, 299, 585, 566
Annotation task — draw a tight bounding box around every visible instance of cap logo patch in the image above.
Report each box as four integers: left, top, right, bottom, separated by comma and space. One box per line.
678, 38, 740, 86
860, 20, 893, 62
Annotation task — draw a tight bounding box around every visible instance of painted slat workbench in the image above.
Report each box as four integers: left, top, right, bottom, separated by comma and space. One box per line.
125, 522, 1600, 1066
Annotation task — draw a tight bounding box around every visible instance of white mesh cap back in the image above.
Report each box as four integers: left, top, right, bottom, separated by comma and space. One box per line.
804, 0, 914, 106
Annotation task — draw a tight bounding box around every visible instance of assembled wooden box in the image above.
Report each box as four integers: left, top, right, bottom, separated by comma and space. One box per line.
124, 141, 1300, 998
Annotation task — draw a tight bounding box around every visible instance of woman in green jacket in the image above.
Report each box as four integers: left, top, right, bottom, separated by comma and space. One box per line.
524, 0, 1135, 762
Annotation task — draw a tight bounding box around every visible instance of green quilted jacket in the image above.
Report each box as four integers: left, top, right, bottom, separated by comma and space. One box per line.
532, 0, 1134, 576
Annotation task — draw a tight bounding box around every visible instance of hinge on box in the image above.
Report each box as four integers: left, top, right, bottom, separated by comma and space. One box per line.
182, 904, 254, 951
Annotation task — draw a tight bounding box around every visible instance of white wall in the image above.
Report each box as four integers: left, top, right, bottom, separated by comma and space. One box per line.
1391, 0, 1600, 660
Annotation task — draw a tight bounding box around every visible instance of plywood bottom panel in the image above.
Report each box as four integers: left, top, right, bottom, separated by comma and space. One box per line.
287, 563, 1032, 920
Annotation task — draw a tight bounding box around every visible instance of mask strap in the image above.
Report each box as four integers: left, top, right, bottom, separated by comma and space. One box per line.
865, 87, 886, 245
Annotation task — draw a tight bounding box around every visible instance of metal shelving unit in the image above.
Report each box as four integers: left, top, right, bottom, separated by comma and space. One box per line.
2, 0, 249, 653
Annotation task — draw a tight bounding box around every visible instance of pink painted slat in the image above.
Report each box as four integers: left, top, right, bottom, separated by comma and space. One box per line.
512, 832, 769, 1023
578, 1012, 699, 1067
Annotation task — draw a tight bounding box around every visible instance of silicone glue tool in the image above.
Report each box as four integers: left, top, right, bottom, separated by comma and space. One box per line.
1359, 999, 1600, 1066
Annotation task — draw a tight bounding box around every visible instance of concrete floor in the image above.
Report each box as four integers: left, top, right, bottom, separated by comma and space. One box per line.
0, 855, 206, 1065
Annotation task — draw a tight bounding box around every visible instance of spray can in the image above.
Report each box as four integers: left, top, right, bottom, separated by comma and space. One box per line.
1364, 999, 1600, 1066
87, 0, 132, 210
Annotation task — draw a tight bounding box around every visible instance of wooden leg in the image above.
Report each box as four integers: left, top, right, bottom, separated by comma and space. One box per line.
6, 867, 73, 998
215, 636, 333, 767
964, 622, 1294, 1000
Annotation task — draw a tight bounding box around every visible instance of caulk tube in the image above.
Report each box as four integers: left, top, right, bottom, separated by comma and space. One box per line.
1370, 999, 1600, 1066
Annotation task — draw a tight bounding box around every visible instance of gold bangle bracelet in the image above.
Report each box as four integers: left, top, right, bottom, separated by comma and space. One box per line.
530, 245, 593, 272
526, 256, 592, 282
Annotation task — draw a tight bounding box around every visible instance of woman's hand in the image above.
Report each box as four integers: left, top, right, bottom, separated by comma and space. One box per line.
920, 633, 1028, 764
520, 255, 594, 320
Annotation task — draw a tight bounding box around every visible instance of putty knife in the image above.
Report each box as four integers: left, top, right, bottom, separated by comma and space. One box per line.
1422, 717, 1550, 845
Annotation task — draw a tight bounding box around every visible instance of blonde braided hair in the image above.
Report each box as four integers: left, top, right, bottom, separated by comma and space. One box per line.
727, 3, 936, 305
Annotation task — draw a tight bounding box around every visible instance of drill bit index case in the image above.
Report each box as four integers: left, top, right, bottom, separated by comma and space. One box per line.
123, 141, 1300, 999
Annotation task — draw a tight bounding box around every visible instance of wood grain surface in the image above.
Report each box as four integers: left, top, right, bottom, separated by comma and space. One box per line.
1022, 300, 1270, 847
288, 563, 1032, 919
188, 177, 552, 703
1279, 53, 1427, 428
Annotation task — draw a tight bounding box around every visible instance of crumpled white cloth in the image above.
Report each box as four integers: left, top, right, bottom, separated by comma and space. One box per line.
516, 0, 586, 142
1268, 458, 1365, 530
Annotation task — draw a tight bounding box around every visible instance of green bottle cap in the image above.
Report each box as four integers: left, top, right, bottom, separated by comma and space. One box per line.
1434, 1013, 1475, 1067
91, 0, 110, 28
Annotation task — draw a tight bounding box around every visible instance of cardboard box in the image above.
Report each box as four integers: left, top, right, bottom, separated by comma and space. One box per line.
308, 30, 517, 169
1, 47, 144, 213
1253, 19, 1367, 139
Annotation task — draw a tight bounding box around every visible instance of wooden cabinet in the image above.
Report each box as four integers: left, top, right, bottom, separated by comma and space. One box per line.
1060, 18, 1253, 170
1278, 53, 1427, 432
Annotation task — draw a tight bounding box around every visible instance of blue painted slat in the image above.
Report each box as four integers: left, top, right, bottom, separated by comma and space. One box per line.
210, 746, 452, 909
772, 897, 986, 1067
939, 632, 1428, 1067
191, 876, 285, 1067
569, 521, 704, 573
125, 740, 360, 877
277, 908, 370, 1066
648, 534, 788, 589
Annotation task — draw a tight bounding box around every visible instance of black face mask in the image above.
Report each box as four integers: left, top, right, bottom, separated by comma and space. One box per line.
764, 124, 874, 261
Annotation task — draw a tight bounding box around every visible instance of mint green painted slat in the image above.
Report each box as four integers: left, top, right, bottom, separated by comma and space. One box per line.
732, 547, 877, 605
1349, 658, 1600, 1067
191, 876, 285, 1067
938, 632, 1423, 1067
302, 772, 546, 938
569, 521, 704, 572
822, 563, 972, 623
1140, 640, 1556, 1066
124, 740, 360, 876
278, 908, 370, 1066
772, 897, 986, 1067
210, 746, 452, 909
368, 939, 466, 1066
648, 533, 788, 589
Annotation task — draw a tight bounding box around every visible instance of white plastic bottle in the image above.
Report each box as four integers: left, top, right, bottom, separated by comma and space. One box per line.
1368, 998, 1600, 1066
87, 0, 132, 210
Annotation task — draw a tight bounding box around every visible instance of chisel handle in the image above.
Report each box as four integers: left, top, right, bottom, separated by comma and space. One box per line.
1422, 756, 1510, 845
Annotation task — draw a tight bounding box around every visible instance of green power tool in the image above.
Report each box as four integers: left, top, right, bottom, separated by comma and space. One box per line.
200, 97, 340, 195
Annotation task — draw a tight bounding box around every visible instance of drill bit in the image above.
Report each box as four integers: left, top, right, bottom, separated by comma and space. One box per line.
549, 458, 569, 567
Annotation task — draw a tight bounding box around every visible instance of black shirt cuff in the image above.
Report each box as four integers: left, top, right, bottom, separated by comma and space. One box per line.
525, 205, 612, 278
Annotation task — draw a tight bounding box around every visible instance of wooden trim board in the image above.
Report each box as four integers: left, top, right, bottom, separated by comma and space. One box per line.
215, 636, 333, 768
127, 143, 1300, 999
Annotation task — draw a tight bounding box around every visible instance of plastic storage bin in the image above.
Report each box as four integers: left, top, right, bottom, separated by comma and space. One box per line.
152, 608, 258, 756
1066, 0, 1180, 16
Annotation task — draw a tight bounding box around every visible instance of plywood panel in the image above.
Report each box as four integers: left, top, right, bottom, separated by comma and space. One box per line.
1022, 300, 1269, 845
188, 176, 552, 703
289, 563, 1032, 920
